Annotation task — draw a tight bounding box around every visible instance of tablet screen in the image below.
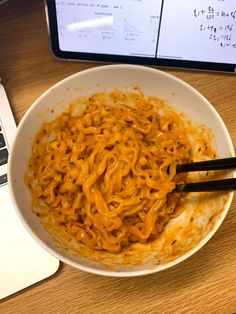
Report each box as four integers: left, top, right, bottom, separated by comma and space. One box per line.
47, 0, 236, 72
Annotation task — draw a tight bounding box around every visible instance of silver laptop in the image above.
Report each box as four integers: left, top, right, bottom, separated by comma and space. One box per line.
0, 82, 59, 300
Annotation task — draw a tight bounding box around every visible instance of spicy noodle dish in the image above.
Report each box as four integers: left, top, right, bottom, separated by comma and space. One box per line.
25, 89, 228, 268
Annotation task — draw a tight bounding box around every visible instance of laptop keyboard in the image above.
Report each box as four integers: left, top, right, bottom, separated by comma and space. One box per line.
0, 121, 8, 185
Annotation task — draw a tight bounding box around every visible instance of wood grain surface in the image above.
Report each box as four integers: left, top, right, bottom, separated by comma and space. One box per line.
0, 1, 236, 313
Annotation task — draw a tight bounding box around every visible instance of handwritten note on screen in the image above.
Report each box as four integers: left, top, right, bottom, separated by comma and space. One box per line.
157, 0, 236, 64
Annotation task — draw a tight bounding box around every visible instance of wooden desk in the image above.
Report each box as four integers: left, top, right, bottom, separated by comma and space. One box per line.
1, 1, 236, 313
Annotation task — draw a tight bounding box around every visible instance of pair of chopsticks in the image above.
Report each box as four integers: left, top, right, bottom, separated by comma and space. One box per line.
173, 157, 236, 193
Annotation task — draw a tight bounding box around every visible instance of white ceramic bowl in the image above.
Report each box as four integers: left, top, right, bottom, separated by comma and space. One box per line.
9, 65, 234, 277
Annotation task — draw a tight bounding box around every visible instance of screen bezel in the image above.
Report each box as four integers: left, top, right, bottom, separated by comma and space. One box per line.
45, 0, 236, 73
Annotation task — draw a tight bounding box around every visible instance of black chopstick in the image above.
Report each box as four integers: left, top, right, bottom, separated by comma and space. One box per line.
173, 178, 236, 193
176, 157, 236, 173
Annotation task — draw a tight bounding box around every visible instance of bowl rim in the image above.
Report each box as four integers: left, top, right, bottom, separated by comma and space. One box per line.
8, 64, 235, 277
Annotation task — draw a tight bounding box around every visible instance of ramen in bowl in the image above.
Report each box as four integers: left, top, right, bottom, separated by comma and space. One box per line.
9, 65, 234, 276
